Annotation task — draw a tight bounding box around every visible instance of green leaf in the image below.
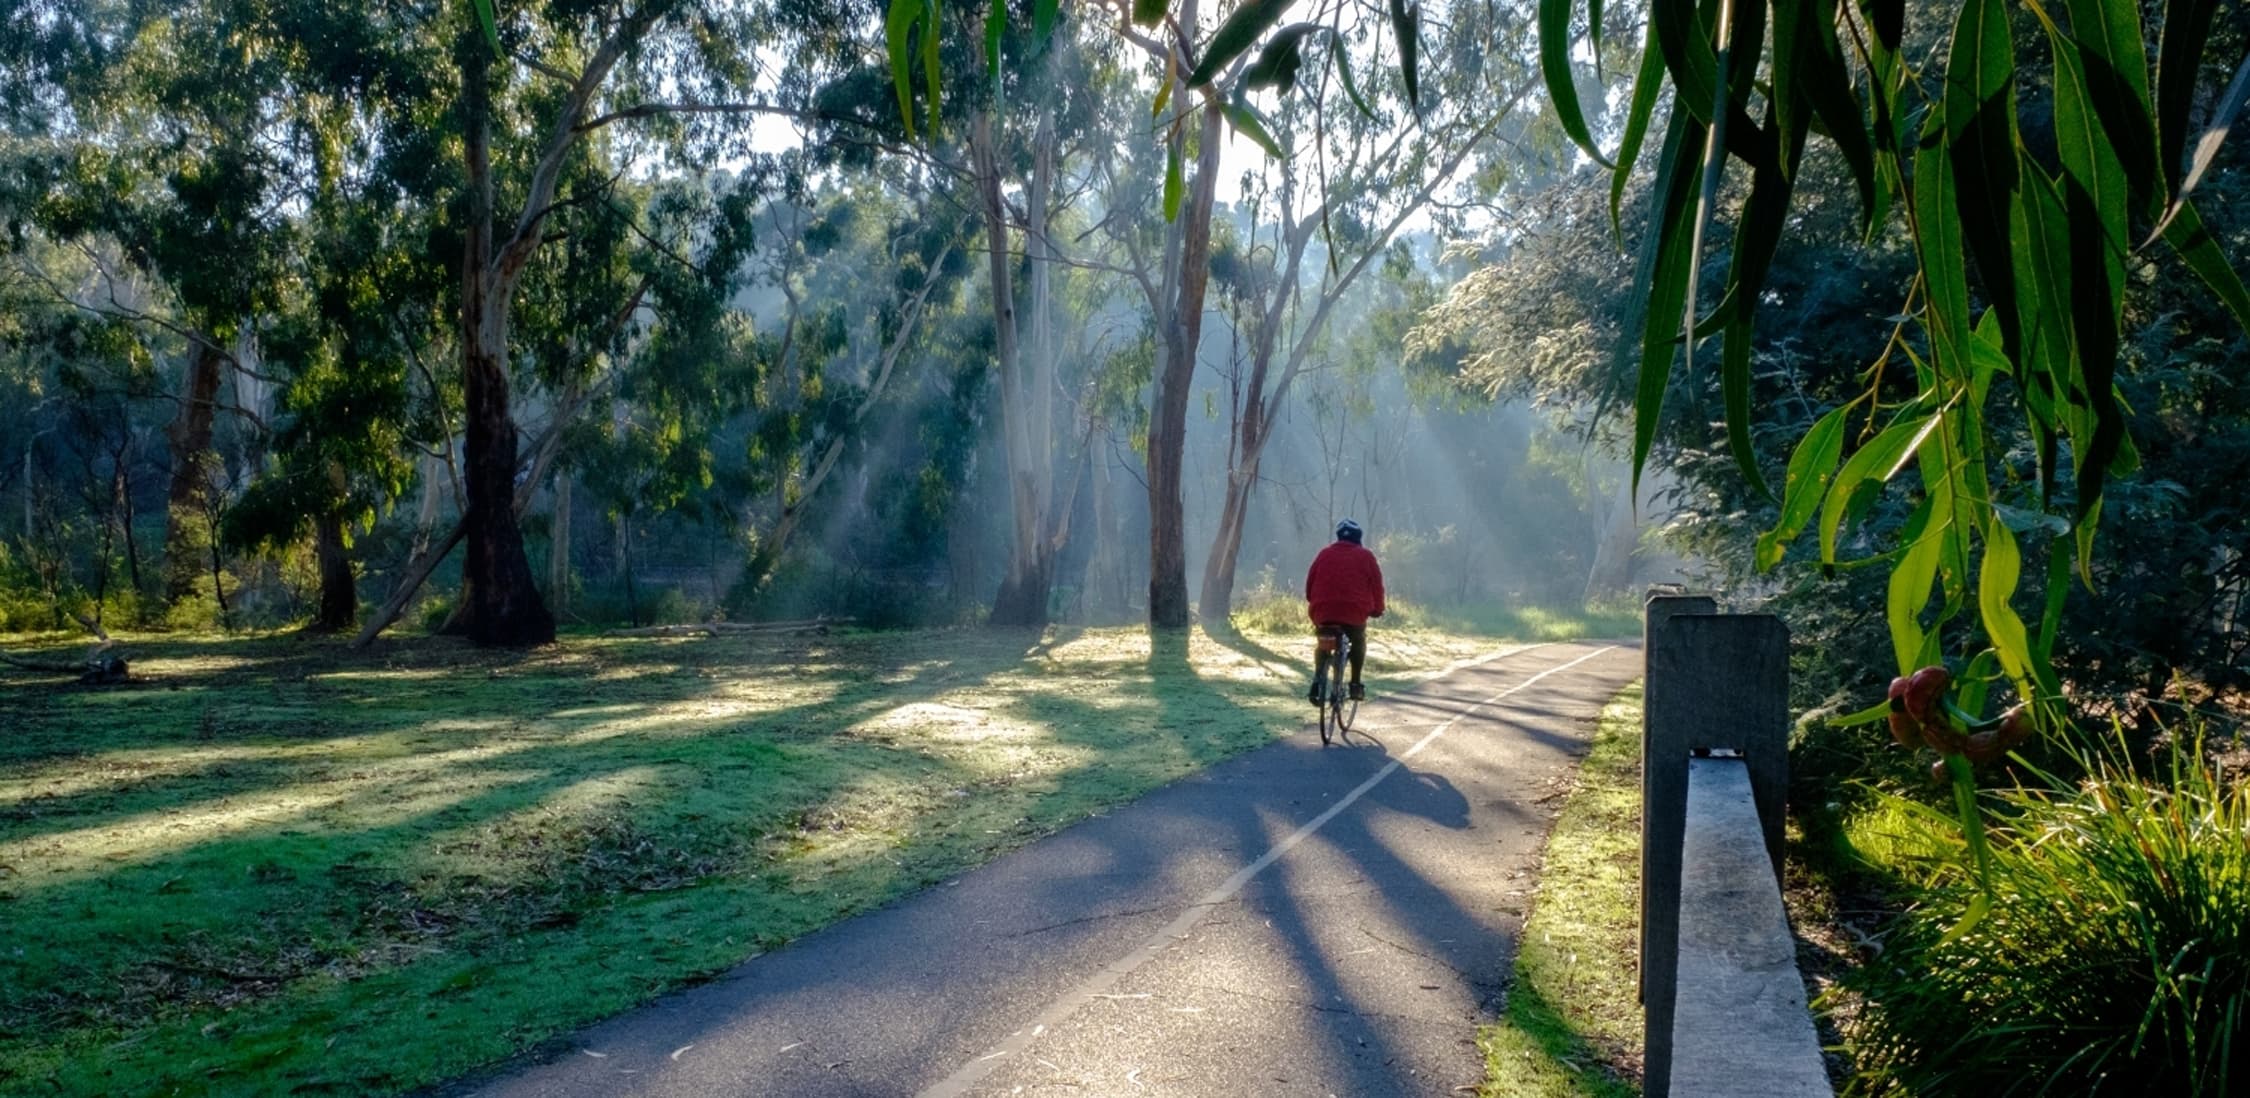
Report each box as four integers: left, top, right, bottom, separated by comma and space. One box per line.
1244, 23, 1319, 93
2062, 0, 2159, 208
1151, 77, 1173, 119
469, 0, 503, 59
1630, 110, 1707, 500
2149, 48, 2250, 241
988, 0, 1006, 87
2017, 165, 2076, 499
1978, 515, 2036, 691
1163, 143, 1184, 221
1134, 0, 1168, 28
2034, 536, 2069, 695
885, 0, 922, 140
1189, 0, 1300, 88
2074, 496, 2102, 588
1888, 498, 1944, 673
1713, 103, 1806, 505
2050, 30, 2129, 520
1755, 402, 1849, 571
1828, 697, 1892, 728
1941, 753, 1995, 904
922, 0, 943, 138
2155, 0, 2222, 192
1781, 0, 1877, 230
1035, 0, 1059, 41
1329, 29, 1377, 121
1911, 122, 1973, 381
1720, 316, 1769, 502
1942, 0, 2024, 367
1649, 0, 1768, 166
1392, 0, 1423, 113
2161, 201, 2250, 334
1541, 0, 1616, 167
1609, 30, 1668, 237
1222, 101, 1284, 159
1820, 412, 1939, 565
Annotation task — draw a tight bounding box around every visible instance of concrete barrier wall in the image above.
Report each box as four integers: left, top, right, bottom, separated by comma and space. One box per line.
1641, 597, 1829, 1097
1670, 757, 1831, 1096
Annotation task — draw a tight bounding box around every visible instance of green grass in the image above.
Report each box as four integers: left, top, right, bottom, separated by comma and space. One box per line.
1480, 683, 1645, 1098
1228, 593, 1643, 641
0, 621, 1519, 1096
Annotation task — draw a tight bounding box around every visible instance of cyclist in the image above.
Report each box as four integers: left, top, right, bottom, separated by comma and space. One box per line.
1305, 518, 1385, 703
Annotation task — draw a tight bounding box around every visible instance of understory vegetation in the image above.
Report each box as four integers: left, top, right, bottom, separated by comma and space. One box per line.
0, 621, 1515, 1094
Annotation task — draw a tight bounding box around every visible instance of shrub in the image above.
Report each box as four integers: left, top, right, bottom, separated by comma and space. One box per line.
1838, 737, 2250, 1095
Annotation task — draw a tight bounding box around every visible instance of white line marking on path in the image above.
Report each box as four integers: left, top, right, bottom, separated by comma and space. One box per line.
917, 644, 1621, 1098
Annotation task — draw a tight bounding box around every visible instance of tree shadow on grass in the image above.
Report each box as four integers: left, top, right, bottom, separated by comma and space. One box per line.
1, 629, 1093, 1094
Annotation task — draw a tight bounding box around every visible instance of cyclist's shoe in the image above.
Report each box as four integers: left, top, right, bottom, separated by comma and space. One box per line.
1349, 682, 1365, 701
1308, 682, 1325, 705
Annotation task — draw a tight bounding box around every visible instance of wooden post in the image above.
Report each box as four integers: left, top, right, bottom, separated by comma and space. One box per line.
1642, 611, 1789, 1098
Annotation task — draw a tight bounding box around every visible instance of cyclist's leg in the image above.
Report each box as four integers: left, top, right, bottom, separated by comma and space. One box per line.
1341, 621, 1359, 697
1309, 628, 1327, 702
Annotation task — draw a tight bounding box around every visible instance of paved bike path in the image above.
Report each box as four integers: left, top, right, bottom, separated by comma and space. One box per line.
467, 641, 1642, 1097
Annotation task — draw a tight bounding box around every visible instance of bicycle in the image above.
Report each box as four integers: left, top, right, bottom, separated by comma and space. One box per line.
1311, 624, 1357, 745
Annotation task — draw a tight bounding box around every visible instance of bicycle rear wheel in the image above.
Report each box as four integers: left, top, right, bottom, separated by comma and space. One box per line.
1333, 638, 1357, 735
1321, 641, 1350, 744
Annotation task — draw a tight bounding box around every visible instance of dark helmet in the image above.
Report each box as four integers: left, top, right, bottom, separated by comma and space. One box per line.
1335, 519, 1363, 544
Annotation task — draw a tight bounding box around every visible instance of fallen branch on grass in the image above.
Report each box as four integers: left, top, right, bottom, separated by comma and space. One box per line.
604, 618, 846, 638
1, 649, 129, 683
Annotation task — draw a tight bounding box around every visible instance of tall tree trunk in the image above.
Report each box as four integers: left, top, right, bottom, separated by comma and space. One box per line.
979, 81, 1070, 628
549, 473, 572, 616
1147, 99, 1223, 630
115, 448, 143, 596
1198, 453, 1261, 627
454, 43, 554, 647
162, 337, 224, 605
313, 511, 355, 631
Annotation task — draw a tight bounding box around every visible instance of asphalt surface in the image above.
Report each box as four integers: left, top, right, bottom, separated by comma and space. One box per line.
468, 640, 1641, 1098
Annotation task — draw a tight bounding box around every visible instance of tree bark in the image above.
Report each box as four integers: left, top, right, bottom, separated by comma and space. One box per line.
978, 80, 1072, 629
1147, 100, 1223, 630
313, 511, 356, 631
162, 337, 224, 605
454, 41, 555, 647
549, 472, 572, 616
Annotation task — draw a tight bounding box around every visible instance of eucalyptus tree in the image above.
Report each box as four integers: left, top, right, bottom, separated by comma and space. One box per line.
432, 0, 802, 645
1192, 0, 1542, 625
726, 176, 971, 594
0, 1, 305, 612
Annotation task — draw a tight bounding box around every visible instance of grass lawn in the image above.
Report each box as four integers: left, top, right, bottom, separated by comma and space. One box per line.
1481, 683, 1645, 1097
0, 620, 1533, 1095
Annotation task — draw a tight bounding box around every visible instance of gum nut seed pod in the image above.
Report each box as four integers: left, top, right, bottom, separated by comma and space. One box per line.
1963, 729, 2005, 765
1903, 666, 1952, 724
1888, 710, 1925, 748
1886, 676, 1925, 747
1996, 705, 2033, 747
1921, 713, 1970, 755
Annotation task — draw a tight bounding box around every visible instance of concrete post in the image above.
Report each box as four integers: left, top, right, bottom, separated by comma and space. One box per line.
1639, 592, 1713, 1006
1642, 611, 1790, 1098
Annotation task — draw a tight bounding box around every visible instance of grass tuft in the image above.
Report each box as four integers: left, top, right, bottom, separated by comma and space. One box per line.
1480, 683, 1644, 1097
1834, 731, 2250, 1096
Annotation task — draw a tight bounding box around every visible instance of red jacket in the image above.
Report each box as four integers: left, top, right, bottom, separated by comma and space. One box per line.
1306, 541, 1385, 627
